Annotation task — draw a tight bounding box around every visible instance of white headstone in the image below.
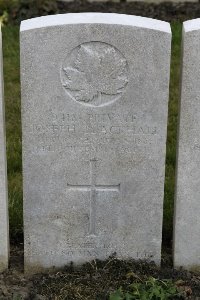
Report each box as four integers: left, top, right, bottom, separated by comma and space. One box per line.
0, 26, 9, 272
21, 13, 171, 273
174, 19, 200, 271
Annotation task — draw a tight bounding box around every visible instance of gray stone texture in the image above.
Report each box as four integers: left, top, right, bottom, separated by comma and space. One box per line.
0, 26, 9, 272
174, 19, 200, 271
21, 13, 171, 273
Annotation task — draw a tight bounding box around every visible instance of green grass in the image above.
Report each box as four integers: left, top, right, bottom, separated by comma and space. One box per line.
163, 21, 182, 246
3, 25, 22, 240
2, 23, 182, 246
109, 277, 182, 300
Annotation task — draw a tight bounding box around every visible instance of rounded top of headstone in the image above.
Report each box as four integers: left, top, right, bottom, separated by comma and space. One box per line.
183, 19, 200, 33
20, 13, 171, 34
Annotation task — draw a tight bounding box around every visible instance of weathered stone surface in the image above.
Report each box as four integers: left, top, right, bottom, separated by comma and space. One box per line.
174, 19, 200, 271
0, 26, 9, 272
21, 13, 171, 273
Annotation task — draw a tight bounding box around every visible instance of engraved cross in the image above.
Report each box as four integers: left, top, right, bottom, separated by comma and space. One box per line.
67, 159, 120, 236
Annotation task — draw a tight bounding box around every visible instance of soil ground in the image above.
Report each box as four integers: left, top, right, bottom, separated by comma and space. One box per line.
56, 0, 200, 23
0, 245, 199, 299
13, 0, 200, 24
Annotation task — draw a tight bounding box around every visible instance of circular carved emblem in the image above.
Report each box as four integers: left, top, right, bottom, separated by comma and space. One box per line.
61, 42, 129, 107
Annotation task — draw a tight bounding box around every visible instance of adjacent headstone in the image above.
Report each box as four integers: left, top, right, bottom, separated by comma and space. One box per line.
174, 19, 200, 271
0, 25, 9, 272
21, 13, 171, 273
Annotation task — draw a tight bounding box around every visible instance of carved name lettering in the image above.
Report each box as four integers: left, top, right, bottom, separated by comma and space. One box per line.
31, 123, 157, 135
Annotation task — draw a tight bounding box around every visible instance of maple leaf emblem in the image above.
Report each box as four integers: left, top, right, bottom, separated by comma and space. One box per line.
62, 42, 128, 105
